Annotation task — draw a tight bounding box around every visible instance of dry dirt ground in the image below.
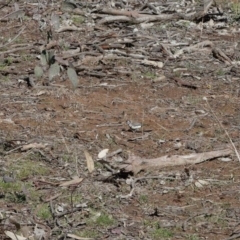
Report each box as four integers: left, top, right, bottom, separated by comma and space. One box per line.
1, 0, 240, 240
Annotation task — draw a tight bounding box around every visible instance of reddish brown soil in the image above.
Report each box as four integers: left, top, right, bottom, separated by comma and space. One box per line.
1, 1, 240, 239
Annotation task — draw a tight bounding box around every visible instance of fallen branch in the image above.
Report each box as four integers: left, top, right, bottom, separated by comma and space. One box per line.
119, 148, 232, 174
212, 47, 232, 65
173, 40, 214, 58
0, 45, 35, 55
98, 13, 182, 24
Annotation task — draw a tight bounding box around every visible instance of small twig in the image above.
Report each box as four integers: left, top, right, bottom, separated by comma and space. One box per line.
204, 97, 240, 162
182, 212, 206, 231
185, 113, 208, 132
102, 162, 116, 173
127, 132, 151, 141
225, 233, 240, 240
106, 148, 122, 157
0, 26, 26, 48
44, 193, 62, 203
56, 26, 83, 33
70, 188, 74, 216
33, 149, 52, 162
59, 130, 70, 154
49, 200, 55, 219
0, 45, 35, 54
96, 123, 123, 127
14, 150, 33, 162
34, 179, 59, 187
117, 175, 176, 199
5, 145, 23, 155
75, 155, 79, 176
185, 117, 197, 132
0, 0, 13, 10
78, 84, 128, 88
55, 206, 83, 218
151, 119, 169, 132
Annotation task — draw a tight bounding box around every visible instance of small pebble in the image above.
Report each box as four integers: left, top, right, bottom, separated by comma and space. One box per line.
3, 175, 15, 183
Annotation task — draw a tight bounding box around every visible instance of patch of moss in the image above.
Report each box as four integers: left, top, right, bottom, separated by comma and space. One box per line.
151, 227, 174, 239
187, 234, 200, 240
144, 71, 156, 79
27, 186, 41, 202
21, 54, 34, 62
74, 229, 99, 238
71, 193, 82, 203
36, 204, 52, 220
139, 194, 148, 204
6, 192, 26, 203
72, 15, 85, 25
0, 181, 26, 203
4, 57, 14, 65
9, 157, 50, 179
231, 2, 240, 18
62, 154, 75, 163
216, 69, 225, 76
95, 213, 115, 226
87, 210, 115, 227
0, 76, 10, 82
0, 181, 22, 193
144, 220, 174, 239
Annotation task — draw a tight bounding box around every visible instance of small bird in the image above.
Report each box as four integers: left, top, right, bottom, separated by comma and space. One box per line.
127, 120, 142, 131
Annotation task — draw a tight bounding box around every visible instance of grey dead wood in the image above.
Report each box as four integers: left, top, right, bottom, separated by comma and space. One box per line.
119, 148, 232, 174
225, 233, 240, 240
0, 45, 36, 55
173, 40, 214, 58
0, 26, 26, 48
98, 14, 182, 24
0, 0, 13, 10
212, 47, 233, 65
0, 9, 25, 21
139, 3, 158, 14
